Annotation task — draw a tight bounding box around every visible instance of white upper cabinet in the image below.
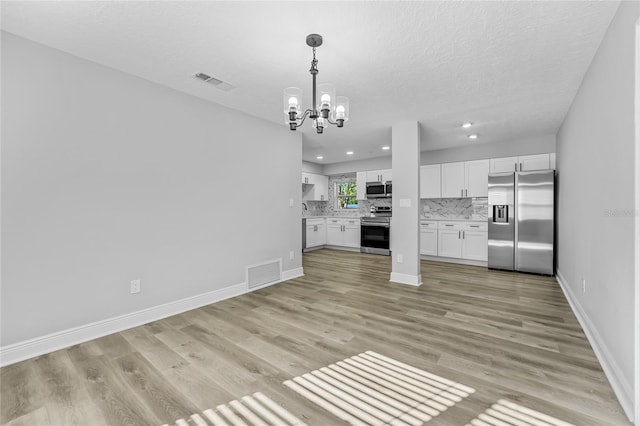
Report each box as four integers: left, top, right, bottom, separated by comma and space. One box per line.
441, 160, 489, 198
356, 171, 367, 200
490, 153, 555, 173
420, 164, 441, 199
490, 156, 519, 173
464, 159, 490, 197
441, 162, 466, 198
366, 169, 392, 182
519, 153, 550, 171
302, 172, 329, 201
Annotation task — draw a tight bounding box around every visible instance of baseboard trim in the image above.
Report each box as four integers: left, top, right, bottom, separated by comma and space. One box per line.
556, 269, 634, 422
0, 266, 303, 367
282, 267, 304, 281
420, 254, 487, 268
390, 272, 422, 287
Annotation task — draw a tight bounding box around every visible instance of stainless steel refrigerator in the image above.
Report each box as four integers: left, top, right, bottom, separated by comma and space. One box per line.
488, 170, 555, 275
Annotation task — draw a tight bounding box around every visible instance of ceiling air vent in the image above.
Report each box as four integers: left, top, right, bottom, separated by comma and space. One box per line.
193, 72, 236, 92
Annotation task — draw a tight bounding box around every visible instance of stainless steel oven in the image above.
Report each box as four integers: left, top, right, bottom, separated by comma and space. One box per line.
360, 206, 391, 255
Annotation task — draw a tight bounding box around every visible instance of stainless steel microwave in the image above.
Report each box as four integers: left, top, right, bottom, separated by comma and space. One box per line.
365, 181, 386, 198
384, 181, 392, 197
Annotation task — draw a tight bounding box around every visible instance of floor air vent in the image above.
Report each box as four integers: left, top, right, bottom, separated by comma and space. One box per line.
247, 259, 281, 290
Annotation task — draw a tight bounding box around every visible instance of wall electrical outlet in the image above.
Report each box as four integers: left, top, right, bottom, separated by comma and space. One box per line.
130, 279, 141, 294
582, 279, 586, 293
397, 254, 404, 263
289, 251, 295, 261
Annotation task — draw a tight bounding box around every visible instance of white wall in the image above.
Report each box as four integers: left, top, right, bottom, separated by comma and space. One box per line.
323, 156, 392, 176
420, 134, 556, 165
556, 2, 638, 421
302, 161, 323, 174
1, 33, 302, 350
321, 133, 555, 175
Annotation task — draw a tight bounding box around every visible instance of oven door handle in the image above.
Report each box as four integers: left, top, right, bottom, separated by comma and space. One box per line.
362, 222, 390, 228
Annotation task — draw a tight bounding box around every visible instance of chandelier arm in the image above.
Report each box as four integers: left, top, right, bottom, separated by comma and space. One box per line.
326, 117, 338, 126
297, 109, 313, 126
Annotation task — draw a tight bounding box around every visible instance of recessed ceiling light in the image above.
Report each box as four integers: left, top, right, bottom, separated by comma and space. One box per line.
468, 134, 478, 140
462, 122, 473, 128
382, 146, 391, 150
316, 156, 324, 160
346, 151, 354, 155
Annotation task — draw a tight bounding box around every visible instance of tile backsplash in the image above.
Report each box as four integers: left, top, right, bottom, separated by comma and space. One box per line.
303, 173, 391, 217
421, 198, 488, 220
301, 172, 488, 220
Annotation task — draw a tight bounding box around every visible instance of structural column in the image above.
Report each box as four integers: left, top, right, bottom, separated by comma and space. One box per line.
390, 121, 422, 286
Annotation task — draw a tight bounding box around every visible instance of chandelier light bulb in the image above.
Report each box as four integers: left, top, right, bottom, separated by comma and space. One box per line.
288, 97, 299, 108
320, 94, 331, 105
335, 105, 345, 119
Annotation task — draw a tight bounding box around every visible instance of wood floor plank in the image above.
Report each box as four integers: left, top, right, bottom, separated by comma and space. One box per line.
0, 249, 630, 425
0, 359, 45, 424
33, 350, 105, 425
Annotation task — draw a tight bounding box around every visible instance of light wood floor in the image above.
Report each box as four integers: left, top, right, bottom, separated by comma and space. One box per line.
1, 249, 630, 425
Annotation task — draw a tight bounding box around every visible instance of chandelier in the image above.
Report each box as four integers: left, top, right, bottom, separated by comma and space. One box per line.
283, 34, 349, 134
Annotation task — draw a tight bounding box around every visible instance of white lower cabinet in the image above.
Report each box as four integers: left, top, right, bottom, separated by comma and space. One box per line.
438, 227, 463, 258
462, 230, 488, 261
326, 218, 360, 248
420, 221, 438, 256
326, 219, 343, 246
343, 219, 361, 248
306, 219, 326, 248
435, 221, 487, 262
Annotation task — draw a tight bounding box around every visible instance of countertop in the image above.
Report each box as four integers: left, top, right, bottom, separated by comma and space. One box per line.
303, 215, 362, 219
304, 216, 486, 222
421, 217, 487, 222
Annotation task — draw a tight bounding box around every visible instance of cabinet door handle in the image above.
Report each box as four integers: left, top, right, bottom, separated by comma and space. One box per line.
520, 163, 523, 171
458, 231, 461, 238
470, 225, 479, 228
465, 189, 468, 197
515, 163, 517, 172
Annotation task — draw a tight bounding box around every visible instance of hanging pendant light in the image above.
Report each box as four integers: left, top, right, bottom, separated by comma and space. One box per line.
283, 34, 349, 134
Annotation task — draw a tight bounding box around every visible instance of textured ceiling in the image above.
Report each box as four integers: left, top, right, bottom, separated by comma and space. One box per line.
1, 1, 619, 164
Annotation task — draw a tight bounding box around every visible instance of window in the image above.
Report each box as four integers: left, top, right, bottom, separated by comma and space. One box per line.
336, 182, 358, 210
